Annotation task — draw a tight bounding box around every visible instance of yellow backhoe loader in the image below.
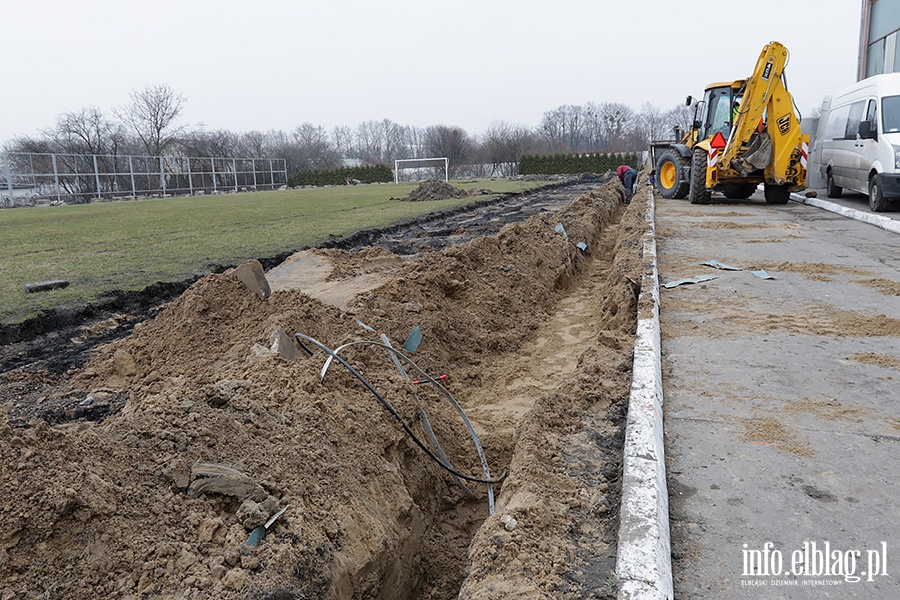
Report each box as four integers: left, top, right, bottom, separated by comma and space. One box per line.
652, 41, 809, 204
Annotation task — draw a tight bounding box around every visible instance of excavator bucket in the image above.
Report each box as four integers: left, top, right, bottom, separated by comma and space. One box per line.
733, 132, 773, 176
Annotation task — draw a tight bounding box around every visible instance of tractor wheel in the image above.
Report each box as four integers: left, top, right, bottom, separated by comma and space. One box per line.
764, 183, 791, 204
655, 150, 690, 199
688, 147, 712, 204
722, 183, 758, 199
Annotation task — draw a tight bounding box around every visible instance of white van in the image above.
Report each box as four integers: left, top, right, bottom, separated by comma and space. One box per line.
817, 72, 900, 212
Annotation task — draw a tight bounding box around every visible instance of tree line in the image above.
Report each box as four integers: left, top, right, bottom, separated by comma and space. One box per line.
3, 84, 695, 179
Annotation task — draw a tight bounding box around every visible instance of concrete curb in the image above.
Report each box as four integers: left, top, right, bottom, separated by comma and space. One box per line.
790, 192, 900, 235
615, 192, 673, 600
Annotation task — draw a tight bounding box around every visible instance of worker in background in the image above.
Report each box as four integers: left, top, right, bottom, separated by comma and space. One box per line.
616, 164, 637, 205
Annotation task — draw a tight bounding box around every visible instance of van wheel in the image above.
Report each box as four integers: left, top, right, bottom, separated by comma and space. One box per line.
826, 171, 843, 198
869, 177, 890, 212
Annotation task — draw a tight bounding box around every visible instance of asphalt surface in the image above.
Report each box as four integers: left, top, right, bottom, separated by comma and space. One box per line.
657, 189, 900, 598
804, 186, 900, 217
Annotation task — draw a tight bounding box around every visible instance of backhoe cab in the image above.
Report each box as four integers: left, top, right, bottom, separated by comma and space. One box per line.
651, 42, 809, 205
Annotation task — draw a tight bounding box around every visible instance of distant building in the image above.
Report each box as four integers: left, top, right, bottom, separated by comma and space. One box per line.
859, 0, 900, 79
0, 184, 36, 207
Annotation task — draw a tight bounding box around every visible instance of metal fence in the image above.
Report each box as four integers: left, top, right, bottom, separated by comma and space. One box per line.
1, 152, 288, 207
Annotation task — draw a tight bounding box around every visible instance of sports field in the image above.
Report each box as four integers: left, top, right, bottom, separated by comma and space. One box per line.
0, 179, 547, 324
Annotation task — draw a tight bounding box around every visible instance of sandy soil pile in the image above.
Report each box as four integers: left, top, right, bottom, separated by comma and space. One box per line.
0, 180, 645, 599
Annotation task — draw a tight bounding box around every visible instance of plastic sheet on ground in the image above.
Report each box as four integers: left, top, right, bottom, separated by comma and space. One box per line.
701, 260, 742, 271
751, 269, 776, 280
662, 275, 718, 289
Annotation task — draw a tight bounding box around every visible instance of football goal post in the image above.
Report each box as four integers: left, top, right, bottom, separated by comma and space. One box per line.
394, 157, 449, 183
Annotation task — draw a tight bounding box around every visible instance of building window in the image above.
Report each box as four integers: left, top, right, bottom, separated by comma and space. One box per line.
868, 37, 886, 77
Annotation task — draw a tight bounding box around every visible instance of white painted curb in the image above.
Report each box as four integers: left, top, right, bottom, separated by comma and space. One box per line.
790, 193, 900, 235
615, 192, 673, 599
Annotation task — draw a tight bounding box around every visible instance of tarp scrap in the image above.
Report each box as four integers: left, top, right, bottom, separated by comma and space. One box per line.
701, 260, 742, 271
662, 275, 718, 289
751, 269, 776, 280
402, 325, 423, 353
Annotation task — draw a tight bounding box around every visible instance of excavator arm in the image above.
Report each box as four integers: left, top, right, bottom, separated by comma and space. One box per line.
720, 41, 807, 187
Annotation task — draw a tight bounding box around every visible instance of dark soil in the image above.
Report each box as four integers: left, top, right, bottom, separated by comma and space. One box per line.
394, 179, 470, 202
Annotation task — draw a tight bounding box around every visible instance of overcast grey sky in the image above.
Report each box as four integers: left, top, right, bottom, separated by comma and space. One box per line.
1, 0, 861, 145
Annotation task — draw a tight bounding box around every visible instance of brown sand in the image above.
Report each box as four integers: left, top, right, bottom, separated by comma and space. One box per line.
0, 181, 645, 599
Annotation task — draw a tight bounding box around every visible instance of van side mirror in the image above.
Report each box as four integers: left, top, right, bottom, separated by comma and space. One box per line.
859, 120, 877, 140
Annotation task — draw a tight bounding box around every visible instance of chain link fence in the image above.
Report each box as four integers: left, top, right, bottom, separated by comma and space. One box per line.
1, 152, 288, 207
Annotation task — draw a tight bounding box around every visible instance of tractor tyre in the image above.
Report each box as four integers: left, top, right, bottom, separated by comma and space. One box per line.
688, 147, 712, 204
721, 183, 758, 200
764, 183, 791, 204
655, 149, 690, 199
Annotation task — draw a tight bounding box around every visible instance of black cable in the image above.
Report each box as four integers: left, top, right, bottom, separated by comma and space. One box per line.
295, 333, 506, 486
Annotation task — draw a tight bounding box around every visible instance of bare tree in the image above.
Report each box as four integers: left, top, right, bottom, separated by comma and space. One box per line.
115, 84, 186, 156
634, 102, 668, 147
3, 136, 53, 154
181, 128, 238, 157
406, 125, 425, 159
293, 123, 341, 169
331, 125, 355, 160
481, 120, 539, 176
352, 120, 386, 164
537, 107, 565, 152
378, 119, 408, 163
48, 107, 125, 156
423, 125, 473, 177
664, 102, 695, 141
235, 130, 267, 158
582, 102, 605, 152
538, 104, 588, 152
266, 129, 302, 173
597, 102, 635, 150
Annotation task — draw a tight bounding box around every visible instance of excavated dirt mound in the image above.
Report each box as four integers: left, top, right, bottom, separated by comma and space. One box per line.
0, 179, 648, 599
396, 180, 473, 202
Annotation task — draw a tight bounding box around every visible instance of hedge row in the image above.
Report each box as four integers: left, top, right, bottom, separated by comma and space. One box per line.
518, 152, 640, 176
288, 164, 394, 187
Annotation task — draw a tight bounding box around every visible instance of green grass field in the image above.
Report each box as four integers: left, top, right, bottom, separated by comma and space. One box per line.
0, 179, 548, 325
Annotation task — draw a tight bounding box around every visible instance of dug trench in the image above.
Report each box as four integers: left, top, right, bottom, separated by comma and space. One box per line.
0, 178, 649, 598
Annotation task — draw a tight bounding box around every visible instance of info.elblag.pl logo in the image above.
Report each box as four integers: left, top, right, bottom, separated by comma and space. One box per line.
741, 541, 889, 587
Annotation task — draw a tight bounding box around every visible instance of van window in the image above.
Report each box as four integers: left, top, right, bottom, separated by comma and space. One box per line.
825, 104, 851, 140
866, 99, 877, 123
844, 101, 866, 139
883, 95, 900, 133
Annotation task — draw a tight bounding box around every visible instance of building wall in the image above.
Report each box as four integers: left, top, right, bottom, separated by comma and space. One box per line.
859, 0, 900, 79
